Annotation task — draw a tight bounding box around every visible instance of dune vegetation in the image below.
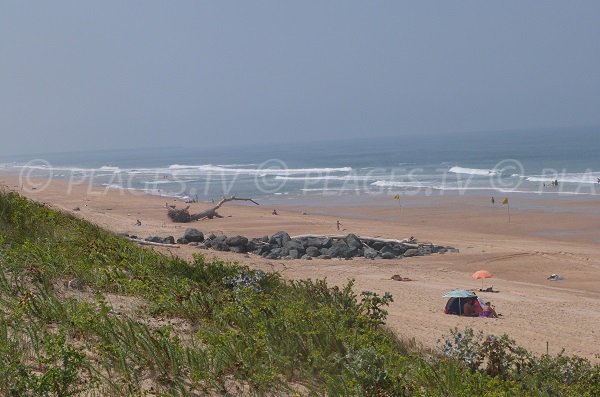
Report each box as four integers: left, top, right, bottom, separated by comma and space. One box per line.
0, 190, 598, 396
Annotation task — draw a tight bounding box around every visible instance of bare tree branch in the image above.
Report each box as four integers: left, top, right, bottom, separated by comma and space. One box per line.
167, 195, 259, 222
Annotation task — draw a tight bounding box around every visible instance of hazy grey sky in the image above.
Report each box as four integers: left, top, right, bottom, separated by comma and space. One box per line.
1, 1, 599, 156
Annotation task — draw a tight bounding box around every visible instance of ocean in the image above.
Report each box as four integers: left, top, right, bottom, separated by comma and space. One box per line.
2, 128, 599, 202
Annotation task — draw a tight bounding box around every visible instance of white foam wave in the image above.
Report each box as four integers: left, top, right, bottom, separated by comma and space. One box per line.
497, 189, 599, 195
166, 164, 352, 176
371, 181, 523, 192
168, 164, 200, 170
300, 187, 362, 192
525, 172, 600, 184
12, 163, 352, 177
370, 180, 434, 188
99, 166, 120, 172
14, 164, 96, 174
141, 179, 194, 185
13, 164, 123, 174
449, 166, 499, 176
101, 183, 125, 190
216, 163, 257, 167
275, 175, 377, 181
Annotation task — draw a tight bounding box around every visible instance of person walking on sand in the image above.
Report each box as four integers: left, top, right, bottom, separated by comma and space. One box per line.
336, 220, 342, 231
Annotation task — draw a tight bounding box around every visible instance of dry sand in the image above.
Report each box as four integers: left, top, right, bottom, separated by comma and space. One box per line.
2, 173, 600, 359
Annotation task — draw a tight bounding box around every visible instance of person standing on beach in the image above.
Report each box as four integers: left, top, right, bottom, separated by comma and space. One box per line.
491, 196, 495, 206
336, 220, 342, 231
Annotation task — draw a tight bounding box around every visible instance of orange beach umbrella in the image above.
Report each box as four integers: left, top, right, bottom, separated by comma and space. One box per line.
472, 270, 493, 289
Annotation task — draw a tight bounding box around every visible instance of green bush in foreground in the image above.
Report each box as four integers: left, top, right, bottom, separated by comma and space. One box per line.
0, 190, 599, 396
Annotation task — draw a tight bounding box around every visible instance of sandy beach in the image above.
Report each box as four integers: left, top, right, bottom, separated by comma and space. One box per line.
2, 172, 600, 360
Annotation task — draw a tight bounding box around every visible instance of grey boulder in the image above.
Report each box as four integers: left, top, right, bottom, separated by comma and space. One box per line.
226, 235, 249, 247
403, 248, 419, 257
183, 228, 204, 242
363, 247, 378, 259
270, 231, 291, 247
305, 246, 321, 257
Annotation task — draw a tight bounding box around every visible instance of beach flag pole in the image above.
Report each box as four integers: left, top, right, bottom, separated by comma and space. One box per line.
502, 197, 510, 223
394, 193, 401, 213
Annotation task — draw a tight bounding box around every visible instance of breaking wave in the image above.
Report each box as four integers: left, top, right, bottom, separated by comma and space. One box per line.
525, 172, 600, 184
449, 166, 499, 176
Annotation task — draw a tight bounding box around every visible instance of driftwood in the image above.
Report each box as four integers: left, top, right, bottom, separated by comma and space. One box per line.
290, 234, 419, 247
167, 195, 259, 223
167, 206, 192, 222
126, 237, 180, 248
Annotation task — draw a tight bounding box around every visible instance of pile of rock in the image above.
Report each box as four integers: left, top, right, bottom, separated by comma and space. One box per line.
140, 228, 205, 246
144, 235, 176, 245
163, 228, 457, 260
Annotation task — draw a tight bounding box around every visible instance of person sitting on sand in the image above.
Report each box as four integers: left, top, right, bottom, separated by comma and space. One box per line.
272, 209, 278, 215
463, 298, 480, 317
479, 301, 498, 318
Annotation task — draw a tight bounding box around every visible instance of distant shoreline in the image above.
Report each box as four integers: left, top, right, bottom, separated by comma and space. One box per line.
2, 165, 599, 215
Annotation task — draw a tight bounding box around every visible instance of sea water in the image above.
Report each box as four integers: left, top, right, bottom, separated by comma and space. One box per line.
2, 127, 599, 201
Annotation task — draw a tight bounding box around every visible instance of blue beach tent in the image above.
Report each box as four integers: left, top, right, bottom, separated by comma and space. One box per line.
443, 289, 479, 316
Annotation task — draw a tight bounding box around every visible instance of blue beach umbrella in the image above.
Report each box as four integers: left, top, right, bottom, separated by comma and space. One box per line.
442, 289, 477, 298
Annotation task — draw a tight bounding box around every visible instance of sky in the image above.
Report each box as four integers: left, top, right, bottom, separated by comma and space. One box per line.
1, 1, 600, 156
